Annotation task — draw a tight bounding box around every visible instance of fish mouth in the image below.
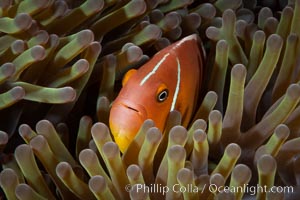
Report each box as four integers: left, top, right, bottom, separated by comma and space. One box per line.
109, 100, 147, 152
116, 100, 147, 119
122, 103, 140, 113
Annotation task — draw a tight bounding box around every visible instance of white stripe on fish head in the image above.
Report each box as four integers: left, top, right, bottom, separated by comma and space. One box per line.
170, 57, 181, 111
139, 53, 170, 86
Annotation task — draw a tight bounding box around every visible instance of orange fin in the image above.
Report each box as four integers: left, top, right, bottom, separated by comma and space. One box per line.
122, 69, 137, 86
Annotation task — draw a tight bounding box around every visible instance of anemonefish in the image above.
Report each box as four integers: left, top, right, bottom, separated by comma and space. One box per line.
109, 34, 205, 152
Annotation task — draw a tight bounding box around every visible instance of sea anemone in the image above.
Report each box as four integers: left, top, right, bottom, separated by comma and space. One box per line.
1, 0, 300, 199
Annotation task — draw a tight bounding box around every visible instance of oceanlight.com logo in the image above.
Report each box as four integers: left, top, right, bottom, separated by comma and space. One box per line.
207, 184, 294, 196
125, 183, 294, 196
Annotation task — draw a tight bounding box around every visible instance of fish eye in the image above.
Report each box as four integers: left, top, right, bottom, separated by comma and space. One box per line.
157, 89, 168, 102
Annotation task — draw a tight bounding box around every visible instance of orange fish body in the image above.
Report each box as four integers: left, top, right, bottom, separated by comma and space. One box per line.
109, 34, 205, 152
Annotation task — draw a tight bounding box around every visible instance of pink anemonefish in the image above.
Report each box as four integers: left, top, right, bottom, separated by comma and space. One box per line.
109, 34, 205, 152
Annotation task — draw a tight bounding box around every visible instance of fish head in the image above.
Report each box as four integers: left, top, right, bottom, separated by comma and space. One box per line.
109, 53, 178, 152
